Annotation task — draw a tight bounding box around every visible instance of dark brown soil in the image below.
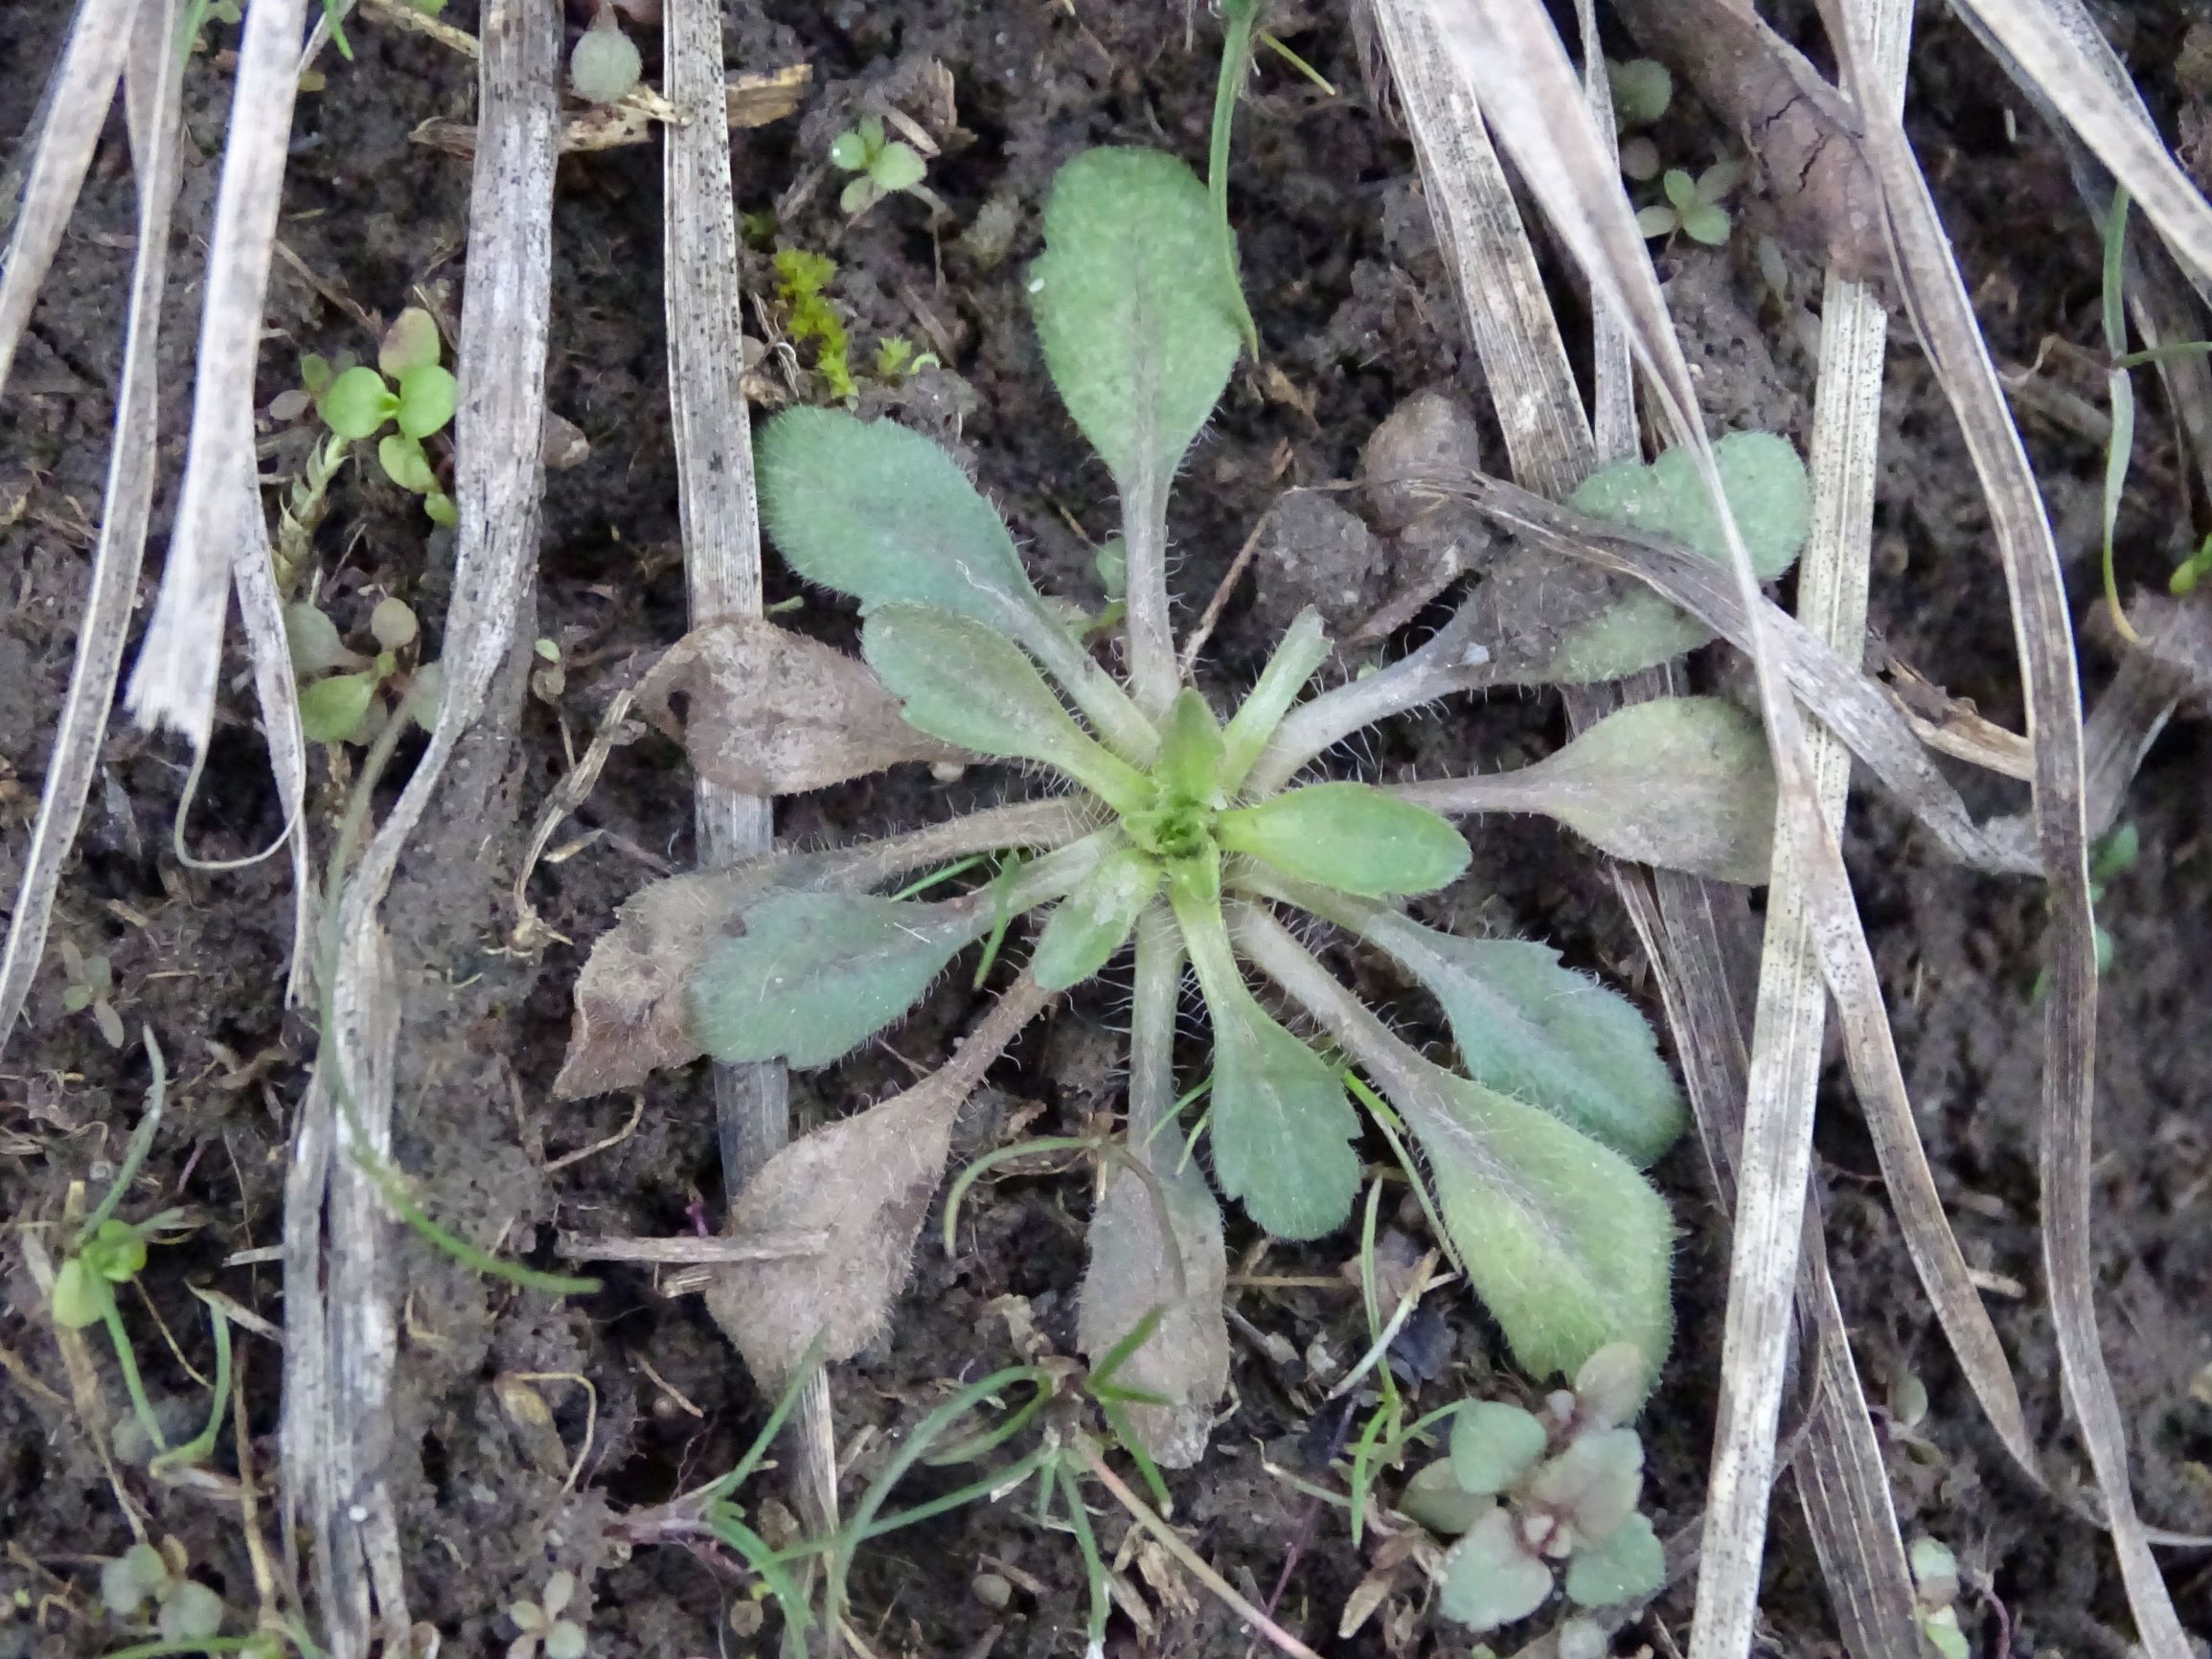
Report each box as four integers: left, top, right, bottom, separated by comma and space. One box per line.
5, 2, 2212, 1657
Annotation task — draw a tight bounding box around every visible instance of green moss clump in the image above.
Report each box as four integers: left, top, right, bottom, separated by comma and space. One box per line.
773, 248, 856, 401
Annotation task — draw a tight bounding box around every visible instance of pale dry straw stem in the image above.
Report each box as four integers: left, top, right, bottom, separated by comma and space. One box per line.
0, 0, 186, 1062
0, 0, 134, 395
124, 0, 308, 747
1418, 11, 2041, 1659
1822, 0, 2195, 1644
1371, 4, 1924, 1648
661, 0, 839, 1541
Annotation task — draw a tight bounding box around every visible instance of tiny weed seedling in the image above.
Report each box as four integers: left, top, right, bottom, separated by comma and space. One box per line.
1396, 1345, 1666, 1640
48, 1037, 233, 1473
57, 939, 125, 1050
286, 593, 434, 747
1910, 1536, 1971, 1659
101, 1540, 225, 1647
1637, 159, 1743, 247
771, 249, 857, 401
507, 1573, 589, 1659
1606, 57, 1673, 183
569, 1, 643, 105
312, 307, 459, 527
829, 116, 928, 216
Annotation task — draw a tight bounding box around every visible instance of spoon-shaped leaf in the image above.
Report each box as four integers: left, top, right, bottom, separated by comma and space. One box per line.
688, 891, 988, 1068
1229, 905, 1674, 1392
1174, 882, 1359, 1240
1219, 782, 1470, 898
1390, 696, 1775, 885
862, 605, 1151, 813
1313, 898, 1683, 1167
1029, 148, 1243, 519
756, 409, 1152, 757
1031, 849, 1159, 991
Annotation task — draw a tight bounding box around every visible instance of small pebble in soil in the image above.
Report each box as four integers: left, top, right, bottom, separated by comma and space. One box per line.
971, 1572, 1013, 1610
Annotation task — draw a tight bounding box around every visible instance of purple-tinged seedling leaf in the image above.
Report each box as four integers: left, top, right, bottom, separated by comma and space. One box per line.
1563, 1511, 1664, 1608
377, 307, 443, 378
1529, 1427, 1644, 1541
1573, 1343, 1650, 1429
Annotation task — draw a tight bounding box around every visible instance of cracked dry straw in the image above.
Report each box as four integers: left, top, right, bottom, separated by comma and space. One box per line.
661, 0, 841, 1542
0, 0, 190, 1064
1371, 1, 1922, 1652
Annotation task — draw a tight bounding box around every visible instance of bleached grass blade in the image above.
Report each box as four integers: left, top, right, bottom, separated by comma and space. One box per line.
1367, 6, 1922, 1648
280, 7, 559, 1644
0, 0, 135, 398
1950, 0, 2212, 290
124, 0, 309, 747
0, 0, 184, 1062
1823, 0, 2191, 1648
1418, 11, 2056, 1659
661, 0, 838, 1542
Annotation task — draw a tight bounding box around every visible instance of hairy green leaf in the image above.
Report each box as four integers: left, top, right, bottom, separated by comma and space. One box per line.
1509, 696, 1776, 883
1439, 1509, 1554, 1632
1547, 431, 1811, 681
1029, 148, 1243, 501
1175, 887, 1358, 1240
1153, 689, 1226, 805
1031, 850, 1158, 990
688, 892, 986, 1068
757, 410, 1038, 627
1206, 989, 1361, 1240
1220, 782, 1470, 898
1349, 910, 1684, 1167
1409, 1069, 1675, 1390
1563, 1512, 1664, 1608
1220, 609, 1327, 793
756, 410, 1152, 756
1449, 1401, 1550, 1496
861, 605, 1149, 811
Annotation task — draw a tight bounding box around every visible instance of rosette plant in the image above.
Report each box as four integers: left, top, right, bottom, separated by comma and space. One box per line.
572, 145, 1804, 1464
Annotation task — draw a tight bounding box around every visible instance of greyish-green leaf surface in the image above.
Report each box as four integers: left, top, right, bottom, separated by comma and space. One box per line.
1353, 910, 1685, 1167
1205, 987, 1362, 1240
1029, 148, 1243, 498
1563, 1511, 1665, 1608
1030, 848, 1158, 990
687, 891, 986, 1068
1439, 1509, 1554, 1632
1546, 430, 1812, 681
861, 604, 1149, 810
1449, 1400, 1550, 1496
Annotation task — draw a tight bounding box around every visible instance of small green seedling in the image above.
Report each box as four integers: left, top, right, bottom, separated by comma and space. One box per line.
101, 1539, 225, 1645
285, 593, 439, 747
48, 1036, 231, 1469
872, 336, 939, 382
1606, 57, 1673, 183
57, 939, 125, 1050
772, 249, 856, 401
569, 1, 642, 105
1637, 160, 1743, 247
508, 1572, 588, 1659
316, 307, 460, 527
1909, 1537, 1970, 1659
830, 116, 928, 216
1397, 1344, 1665, 1636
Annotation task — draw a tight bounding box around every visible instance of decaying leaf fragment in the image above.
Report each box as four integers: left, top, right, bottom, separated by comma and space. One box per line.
632, 616, 965, 795
703, 975, 1053, 1388
1075, 1159, 1230, 1469
1392, 695, 1777, 883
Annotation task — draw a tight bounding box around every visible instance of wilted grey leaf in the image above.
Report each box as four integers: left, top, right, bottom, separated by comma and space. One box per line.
703, 978, 1051, 1388
633, 617, 965, 795
1075, 1157, 1230, 1468
1393, 695, 1775, 883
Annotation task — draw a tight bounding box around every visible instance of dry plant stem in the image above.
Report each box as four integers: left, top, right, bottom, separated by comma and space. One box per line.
0, 0, 133, 395
1371, 10, 1923, 1649
280, 9, 561, 1654
124, 0, 308, 746
663, 0, 838, 1541
1075, 1441, 1326, 1659
1822, 0, 2191, 1645
555, 1231, 826, 1263
0, 0, 185, 1062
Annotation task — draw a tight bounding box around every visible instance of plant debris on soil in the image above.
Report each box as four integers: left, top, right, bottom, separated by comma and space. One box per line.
6, 2, 2212, 1657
